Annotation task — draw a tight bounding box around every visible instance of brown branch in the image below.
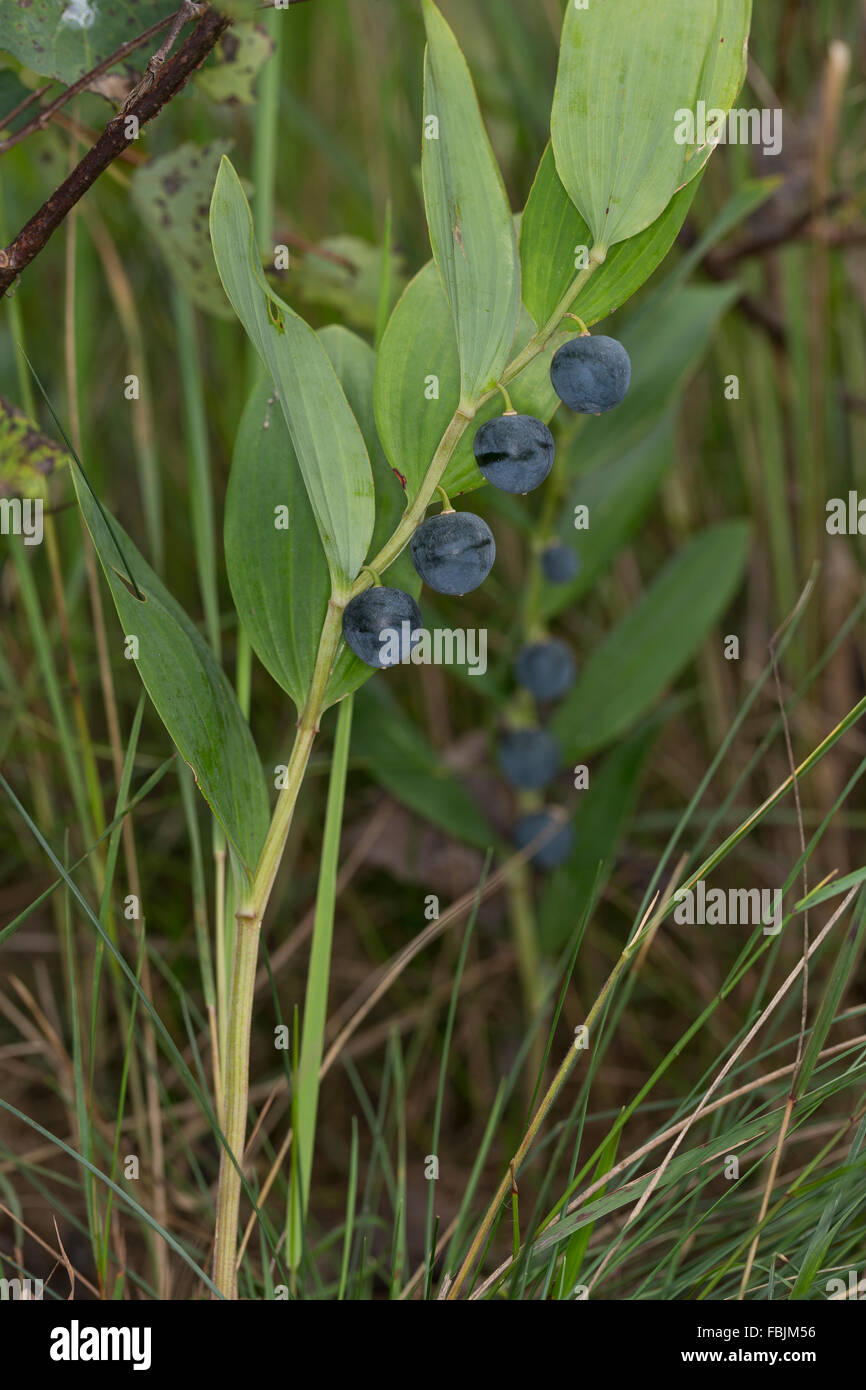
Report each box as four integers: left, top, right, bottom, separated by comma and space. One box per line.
0, 82, 53, 135
0, 5, 230, 298
711, 191, 849, 268
0, 12, 182, 156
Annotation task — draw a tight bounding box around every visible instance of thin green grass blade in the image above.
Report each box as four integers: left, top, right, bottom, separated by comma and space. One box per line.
289, 694, 354, 1266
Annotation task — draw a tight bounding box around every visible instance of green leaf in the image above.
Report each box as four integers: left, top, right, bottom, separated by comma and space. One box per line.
351, 683, 495, 851
290, 693, 354, 1267
374, 260, 561, 503
317, 325, 415, 583
551, 0, 752, 250
295, 235, 408, 336
0, 67, 30, 123
557, 1125, 621, 1296
210, 156, 375, 593
71, 466, 269, 882
520, 143, 700, 331
795, 893, 866, 1096
317, 326, 421, 706
796, 869, 866, 912
225, 376, 329, 714
131, 141, 238, 320
552, 522, 751, 759
0, 0, 177, 83
421, 0, 521, 404
543, 416, 676, 615
540, 727, 655, 954
657, 176, 782, 298
0, 395, 69, 500
195, 22, 273, 105
226, 345, 419, 715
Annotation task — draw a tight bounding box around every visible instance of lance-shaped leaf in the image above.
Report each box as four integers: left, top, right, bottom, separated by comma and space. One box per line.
551, 0, 752, 251
374, 260, 561, 501
317, 325, 421, 706
352, 683, 495, 850
210, 157, 375, 594
421, 0, 521, 406
71, 466, 270, 883
225, 377, 330, 714
227, 343, 420, 716
552, 522, 750, 759
520, 143, 700, 331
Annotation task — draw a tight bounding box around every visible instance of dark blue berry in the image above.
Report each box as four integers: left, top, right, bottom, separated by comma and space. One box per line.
499, 727, 562, 790
342, 587, 423, 669
550, 335, 631, 414
410, 510, 495, 596
541, 543, 580, 584
473, 413, 555, 494
514, 639, 575, 700
514, 811, 575, 870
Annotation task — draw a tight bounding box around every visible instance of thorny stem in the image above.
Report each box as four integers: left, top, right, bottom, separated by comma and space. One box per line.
211, 246, 607, 1297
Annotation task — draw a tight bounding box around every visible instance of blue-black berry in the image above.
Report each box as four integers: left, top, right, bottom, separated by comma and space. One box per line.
473, 413, 555, 494
342, 587, 423, 669
498, 727, 562, 790
541, 543, 580, 584
514, 639, 575, 700
550, 335, 631, 415
410, 510, 495, 596
514, 810, 575, 870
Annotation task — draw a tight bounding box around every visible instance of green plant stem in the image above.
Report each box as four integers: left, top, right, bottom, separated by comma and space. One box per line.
211, 603, 343, 1298
210, 244, 609, 1297
212, 910, 260, 1301
447, 913, 648, 1300
351, 407, 476, 586
500, 248, 606, 386
506, 860, 544, 1034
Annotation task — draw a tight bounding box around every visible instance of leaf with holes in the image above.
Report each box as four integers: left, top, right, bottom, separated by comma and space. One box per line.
131, 141, 237, 319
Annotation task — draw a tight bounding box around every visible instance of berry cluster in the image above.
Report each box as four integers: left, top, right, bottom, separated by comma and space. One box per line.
342, 332, 632, 866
